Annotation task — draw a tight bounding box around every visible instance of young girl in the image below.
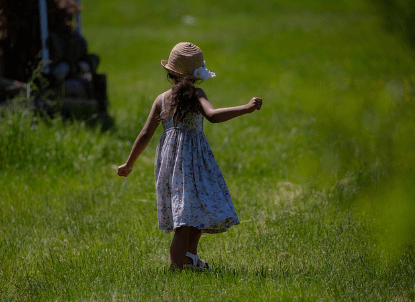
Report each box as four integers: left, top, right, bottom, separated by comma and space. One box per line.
117, 42, 262, 270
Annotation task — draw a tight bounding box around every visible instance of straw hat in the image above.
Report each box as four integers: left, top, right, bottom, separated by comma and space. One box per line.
161, 42, 215, 80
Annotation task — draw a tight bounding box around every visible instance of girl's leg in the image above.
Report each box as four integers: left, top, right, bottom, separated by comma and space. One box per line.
183, 227, 203, 266
188, 227, 202, 255
170, 226, 191, 270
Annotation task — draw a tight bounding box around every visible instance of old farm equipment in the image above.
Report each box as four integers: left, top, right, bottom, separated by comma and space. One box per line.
0, 0, 112, 128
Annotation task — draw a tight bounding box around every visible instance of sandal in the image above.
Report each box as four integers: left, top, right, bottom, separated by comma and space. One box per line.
185, 252, 211, 271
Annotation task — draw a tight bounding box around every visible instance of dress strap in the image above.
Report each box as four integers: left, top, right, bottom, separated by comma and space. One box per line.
161, 92, 166, 115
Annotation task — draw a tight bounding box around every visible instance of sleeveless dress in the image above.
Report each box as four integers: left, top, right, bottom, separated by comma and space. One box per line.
155, 93, 240, 233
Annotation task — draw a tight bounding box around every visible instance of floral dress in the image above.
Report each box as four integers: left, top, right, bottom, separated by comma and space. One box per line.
155, 93, 240, 233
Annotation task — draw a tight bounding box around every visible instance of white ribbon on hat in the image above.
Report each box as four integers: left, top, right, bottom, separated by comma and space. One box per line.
192, 61, 216, 79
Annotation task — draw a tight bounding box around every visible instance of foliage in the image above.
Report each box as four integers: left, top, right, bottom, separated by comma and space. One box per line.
370, 0, 415, 49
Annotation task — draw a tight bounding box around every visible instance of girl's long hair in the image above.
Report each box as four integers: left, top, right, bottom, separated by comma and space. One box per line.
162, 74, 199, 122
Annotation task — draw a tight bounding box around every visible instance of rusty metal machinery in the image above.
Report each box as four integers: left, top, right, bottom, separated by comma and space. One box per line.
0, 0, 112, 129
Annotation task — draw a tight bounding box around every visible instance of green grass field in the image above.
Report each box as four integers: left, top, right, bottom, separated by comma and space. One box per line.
1, 0, 415, 300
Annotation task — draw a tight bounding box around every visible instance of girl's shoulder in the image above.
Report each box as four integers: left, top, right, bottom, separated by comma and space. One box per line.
195, 87, 208, 99
154, 89, 173, 111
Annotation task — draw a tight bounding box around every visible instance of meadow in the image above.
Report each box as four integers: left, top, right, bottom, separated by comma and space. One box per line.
1, 0, 415, 300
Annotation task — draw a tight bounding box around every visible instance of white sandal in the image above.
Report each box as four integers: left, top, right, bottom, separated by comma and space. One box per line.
185, 252, 211, 271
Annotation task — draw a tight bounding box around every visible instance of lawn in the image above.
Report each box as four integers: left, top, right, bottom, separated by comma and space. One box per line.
1, 0, 415, 301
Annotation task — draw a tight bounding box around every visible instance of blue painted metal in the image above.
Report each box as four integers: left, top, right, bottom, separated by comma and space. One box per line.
76, 0, 82, 33
38, 0, 50, 74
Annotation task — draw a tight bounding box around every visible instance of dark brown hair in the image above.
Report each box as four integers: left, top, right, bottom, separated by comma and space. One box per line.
162, 74, 199, 122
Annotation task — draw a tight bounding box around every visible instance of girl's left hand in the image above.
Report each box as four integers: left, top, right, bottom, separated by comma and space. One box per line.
247, 97, 263, 112
117, 163, 133, 177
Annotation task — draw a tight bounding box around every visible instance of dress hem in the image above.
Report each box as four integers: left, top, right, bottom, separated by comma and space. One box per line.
159, 219, 240, 234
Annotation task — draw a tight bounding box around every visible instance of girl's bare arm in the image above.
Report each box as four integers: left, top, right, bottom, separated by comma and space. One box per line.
117, 96, 161, 176
196, 89, 262, 123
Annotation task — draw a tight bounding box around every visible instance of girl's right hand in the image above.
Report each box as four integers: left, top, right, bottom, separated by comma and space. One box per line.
247, 97, 263, 113
117, 163, 133, 177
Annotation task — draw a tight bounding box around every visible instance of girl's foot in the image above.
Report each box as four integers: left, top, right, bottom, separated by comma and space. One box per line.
184, 252, 211, 270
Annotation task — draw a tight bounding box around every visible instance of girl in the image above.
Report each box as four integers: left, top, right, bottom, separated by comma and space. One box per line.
117, 42, 262, 270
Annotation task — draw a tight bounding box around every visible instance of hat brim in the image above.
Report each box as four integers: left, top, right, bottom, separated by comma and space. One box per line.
161, 60, 202, 80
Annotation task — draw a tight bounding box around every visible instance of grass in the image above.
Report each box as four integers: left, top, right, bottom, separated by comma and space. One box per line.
1, 0, 415, 300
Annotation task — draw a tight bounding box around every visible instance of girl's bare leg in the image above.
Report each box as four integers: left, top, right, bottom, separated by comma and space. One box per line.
188, 227, 202, 255
183, 227, 202, 265
170, 226, 191, 270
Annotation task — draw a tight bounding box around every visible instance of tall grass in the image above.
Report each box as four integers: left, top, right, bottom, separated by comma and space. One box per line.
1, 0, 415, 300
